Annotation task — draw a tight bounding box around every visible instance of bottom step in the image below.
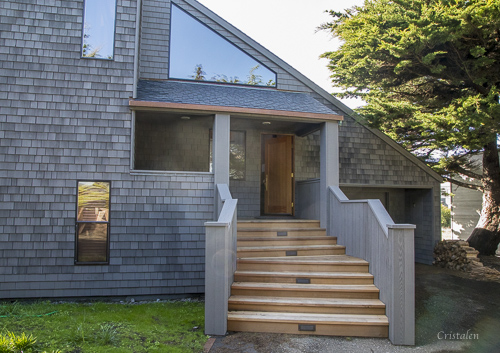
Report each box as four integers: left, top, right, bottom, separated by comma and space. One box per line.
228, 311, 388, 337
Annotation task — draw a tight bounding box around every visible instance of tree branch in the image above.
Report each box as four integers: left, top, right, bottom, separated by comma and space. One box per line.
447, 165, 483, 181
444, 176, 483, 192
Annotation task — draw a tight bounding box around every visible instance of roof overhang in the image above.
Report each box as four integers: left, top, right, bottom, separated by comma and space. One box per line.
129, 99, 343, 122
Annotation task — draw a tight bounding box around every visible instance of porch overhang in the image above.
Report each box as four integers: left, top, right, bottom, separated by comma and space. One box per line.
130, 80, 343, 122
129, 100, 342, 121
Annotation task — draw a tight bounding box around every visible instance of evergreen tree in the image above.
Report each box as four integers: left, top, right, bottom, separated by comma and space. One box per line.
321, 0, 500, 254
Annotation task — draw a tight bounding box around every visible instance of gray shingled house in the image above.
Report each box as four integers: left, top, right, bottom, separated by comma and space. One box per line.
0, 0, 442, 345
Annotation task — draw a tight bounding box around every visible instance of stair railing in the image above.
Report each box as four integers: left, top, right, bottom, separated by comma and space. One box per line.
205, 184, 238, 336
328, 186, 415, 345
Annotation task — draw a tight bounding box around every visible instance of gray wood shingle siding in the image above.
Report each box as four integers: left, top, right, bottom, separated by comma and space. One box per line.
0, 0, 441, 299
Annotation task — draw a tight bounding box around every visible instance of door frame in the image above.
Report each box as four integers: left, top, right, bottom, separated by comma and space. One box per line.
260, 133, 295, 216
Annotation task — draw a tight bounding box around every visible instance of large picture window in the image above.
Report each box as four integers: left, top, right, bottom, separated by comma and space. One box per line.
81, 0, 117, 59
169, 4, 276, 87
75, 181, 110, 264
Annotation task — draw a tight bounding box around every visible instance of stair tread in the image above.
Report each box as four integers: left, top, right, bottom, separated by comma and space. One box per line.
238, 227, 325, 232
229, 296, 385, 307
228, 311, 388, 325
238, 236, 336, 241
238, 245, 345, 251
234, 270, 373, 278
238, 255, 368, 264
232, 282, 379, 292
238, 220, 320, 224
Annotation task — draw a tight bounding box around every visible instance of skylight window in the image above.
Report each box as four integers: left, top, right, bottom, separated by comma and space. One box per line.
169, 4, 277, 87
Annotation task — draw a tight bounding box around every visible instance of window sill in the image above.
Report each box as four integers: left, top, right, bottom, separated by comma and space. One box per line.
130, 169, 213, 177
74, 262, 109, 266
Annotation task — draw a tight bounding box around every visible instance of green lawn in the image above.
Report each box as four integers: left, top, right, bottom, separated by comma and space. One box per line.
0, 299, 208, 353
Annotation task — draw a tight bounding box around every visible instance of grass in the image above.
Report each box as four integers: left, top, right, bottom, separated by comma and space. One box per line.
0, 299, 208, 353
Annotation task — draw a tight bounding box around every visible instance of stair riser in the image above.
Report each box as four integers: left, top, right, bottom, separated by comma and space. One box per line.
237, 248, 345, 257
237, 263, 369, 273
227, 321, 388, 337
233, 274, 373, 285
228, 303, 386, 315
238, 221, 321, 230
237, 239, 338, 247
238, 230, 327, 238
230, 288, 379, 299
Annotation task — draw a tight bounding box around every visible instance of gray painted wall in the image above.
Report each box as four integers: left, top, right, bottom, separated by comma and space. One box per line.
450, 185, 482, 240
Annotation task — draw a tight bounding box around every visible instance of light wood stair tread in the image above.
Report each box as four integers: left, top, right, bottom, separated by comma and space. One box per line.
237, 245, 345, 251
238, 227, 325, 230
228, 311, 389, 325
234, 270, 373, 278
238, 220, 320, 224
229, 296, 385, 308
237, 236, 335, 241
237, 255, 368, 264
232, 282, 379, 292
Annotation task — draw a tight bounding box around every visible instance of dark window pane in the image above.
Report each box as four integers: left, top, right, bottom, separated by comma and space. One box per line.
169, 4, 276, 87
82, 0, 116, 59
230, 131, 246, 180
77, 181, 110, 221
77, 223, 108, 263
209, 130, 246, 180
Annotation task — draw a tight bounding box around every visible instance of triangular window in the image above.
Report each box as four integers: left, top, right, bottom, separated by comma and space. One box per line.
169, 4, 277, 87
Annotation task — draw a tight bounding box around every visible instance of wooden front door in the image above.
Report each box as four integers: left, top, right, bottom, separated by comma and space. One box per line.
262, 134, 294, 215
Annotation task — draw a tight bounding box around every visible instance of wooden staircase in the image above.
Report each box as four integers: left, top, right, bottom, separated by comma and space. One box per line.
227, 219, 389, 337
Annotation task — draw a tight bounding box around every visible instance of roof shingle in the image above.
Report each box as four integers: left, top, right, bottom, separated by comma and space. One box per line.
136, 80, 339, 116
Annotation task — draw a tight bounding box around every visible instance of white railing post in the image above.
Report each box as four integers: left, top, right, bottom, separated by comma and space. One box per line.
205, 184, 237, 336
388, 225, 415, 345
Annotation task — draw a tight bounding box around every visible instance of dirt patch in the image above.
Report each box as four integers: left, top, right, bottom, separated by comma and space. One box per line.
478, 255, 500, 272
211, 332, 292, 353
415, 263, 500, 351
437, 255, 500, 283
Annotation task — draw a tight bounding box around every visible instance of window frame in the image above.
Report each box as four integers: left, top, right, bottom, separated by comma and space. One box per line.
81, 0, 118, 60
75, 180, 111, 265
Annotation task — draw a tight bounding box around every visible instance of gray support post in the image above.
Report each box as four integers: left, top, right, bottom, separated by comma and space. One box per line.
213, 114, 230, 218
213, 114, 230, 185
320, 121, 340, 229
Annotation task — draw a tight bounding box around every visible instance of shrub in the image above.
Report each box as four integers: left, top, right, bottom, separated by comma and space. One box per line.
441, 204, 451, 228
0, 332, 59, 353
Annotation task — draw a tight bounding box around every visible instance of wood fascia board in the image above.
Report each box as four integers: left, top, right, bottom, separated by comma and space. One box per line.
129, 100, 343, 121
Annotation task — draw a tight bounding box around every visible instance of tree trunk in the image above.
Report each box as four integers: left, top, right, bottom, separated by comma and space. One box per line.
467, 140, 500, 255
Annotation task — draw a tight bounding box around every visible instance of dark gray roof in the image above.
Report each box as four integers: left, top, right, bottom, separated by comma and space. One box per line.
136, 80, 339, 115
